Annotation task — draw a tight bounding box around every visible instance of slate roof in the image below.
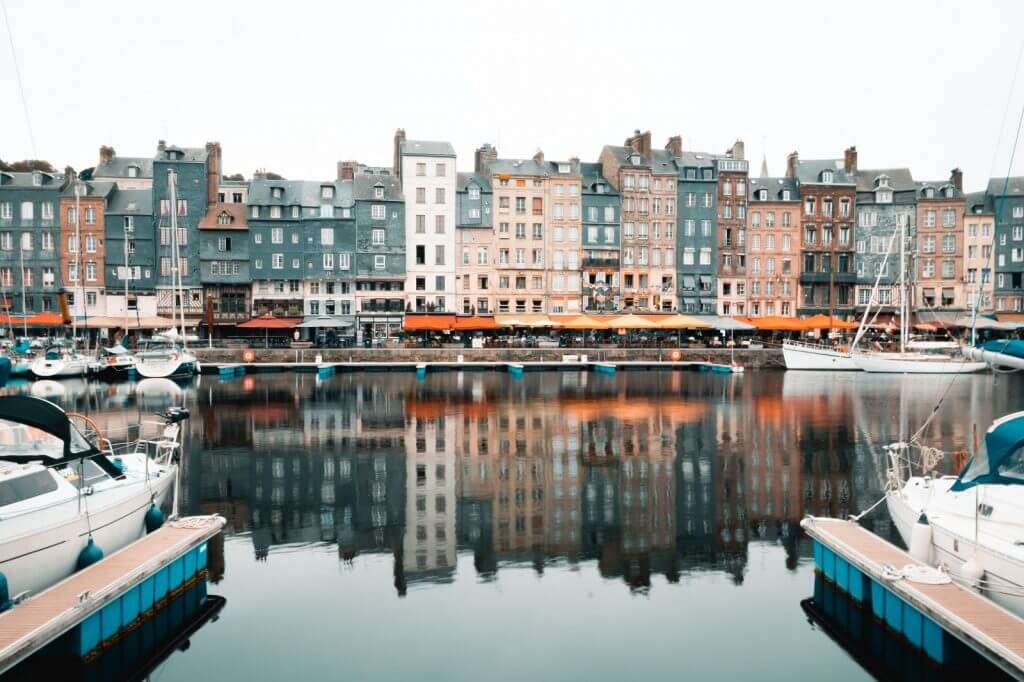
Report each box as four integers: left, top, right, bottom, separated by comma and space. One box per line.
199, 202, 249, 230
353, 172, 402, 201
61, 180, 115, 198
855, 168, 915, 192
0, 171, 64, 188
601, 145, 678, 175
794, 159, 856, 185
964, 191, 995, 215
93, 156, 153, 179
154, 145, 209, 163
400, 140, 455, 158
488, 158, 551, 177
915, 181, 963, 200
580, 162, 618, 196
675, 151, 718, 170
985, 177, 1024, 196
105, 188, 153, 215
249, 179, 355, 208
748, 177, 798, 202
457, 172, 491, 192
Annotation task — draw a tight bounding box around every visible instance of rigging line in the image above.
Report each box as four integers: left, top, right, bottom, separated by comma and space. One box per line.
0, 0, 37, 159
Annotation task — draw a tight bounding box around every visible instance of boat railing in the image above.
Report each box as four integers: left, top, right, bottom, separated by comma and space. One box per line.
782, 338, 844, 352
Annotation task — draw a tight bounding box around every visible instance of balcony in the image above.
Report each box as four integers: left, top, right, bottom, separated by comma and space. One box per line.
582, 255, 619, 269
359, 300, 404, 313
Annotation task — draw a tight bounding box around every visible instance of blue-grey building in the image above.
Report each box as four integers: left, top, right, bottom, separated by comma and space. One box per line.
0, 169, 66, 315
92, 146, 153, 189
672, 148, 718, 313
853, 168, 916, 314
580, 162, 620, 312
105, 187, 157, 318
199, 202, 251, 327
985, 176, 1024, 312
455, 170, 494, 314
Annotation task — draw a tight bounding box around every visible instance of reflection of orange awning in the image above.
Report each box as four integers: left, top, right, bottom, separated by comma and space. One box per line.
913, 322, 938, 332
237, 314, 301, 329
403, 314, 457, 331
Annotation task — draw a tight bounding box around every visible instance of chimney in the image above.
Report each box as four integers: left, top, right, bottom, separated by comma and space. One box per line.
475, 144, 497, 175
569, 156, 580, 175
729, 139, 745, 161
99, 146, 115, 166
157, 139, 166, 154
393, 128, 406, 178
253, 168, 266, 181
786, 151, 799, 179
665, 136, 682, 157
338, 161, 358, 181
205, 142, 221, 207
533, 149, 544, 163
843, 146, 857, 174
951, 167, 963, 192
625, 130, 652, 156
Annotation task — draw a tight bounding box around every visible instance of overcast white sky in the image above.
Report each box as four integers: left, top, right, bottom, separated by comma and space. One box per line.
2, 0, 1024, 190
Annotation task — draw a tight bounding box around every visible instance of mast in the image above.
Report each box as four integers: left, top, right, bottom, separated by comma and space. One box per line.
899, 215, 906, 355
123, 215, 130, 335
168, 170, 187, 347
18, 246, 26, 338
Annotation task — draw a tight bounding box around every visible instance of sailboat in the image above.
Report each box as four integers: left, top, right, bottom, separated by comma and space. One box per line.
29, 342, 90, 378
135, 170, 198, 379
886, 414, 1024, 616
852, 215, 986, 373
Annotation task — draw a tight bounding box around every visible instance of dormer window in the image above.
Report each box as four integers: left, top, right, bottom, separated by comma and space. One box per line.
757, 189, 767, 201
630, 154, 641, 165
944, 186, 955, 198
821, 170, 834, 184
321, 186, 334, 200
558, 163, 570, 174
373, 184, 384, 199
876, 189, 893, 204
32, 172, 42, 187
291, 205, 300, 218
127, 166, 139, 178
782, 190, 791, 201
271, 187, 283, 200
596, 183, 605, 194
468, 185, 480, 200
217, 212, 232, 226
925, 188, 935, 199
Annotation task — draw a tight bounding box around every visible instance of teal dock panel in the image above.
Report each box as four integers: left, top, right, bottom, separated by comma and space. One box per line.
100, 599, 121, 642
78, 612, 101, 657
848, 565, 866, 603
870, 579, 886, 620
140, 575, 155, 612
884, 591, 903, 631
122, 584, 141, 624
197, 542, 208, 570
183, 547, 198, 579
902, 603, 923, 648
822, 547, 836, 581
154, 566, 169, 602
813, 539, 823, 568
923, 618, 945, 664
836, 555, 849, 592
168, 557, 184, 591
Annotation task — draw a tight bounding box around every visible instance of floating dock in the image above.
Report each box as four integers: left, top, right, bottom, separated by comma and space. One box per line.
0, 515, 225, 675
200, 359, 745, 376
802, 516, 1024, 679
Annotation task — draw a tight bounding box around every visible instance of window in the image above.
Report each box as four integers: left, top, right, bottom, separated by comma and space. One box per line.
323, 253, 334, 269
805, 197, 816, 215
272, 253, 284, 269
250, 206, 259, 218
468, 186, 480, 200
85, 262, 96, 281
20, 202, 33, 220
339, 253, 350, 270
271, 227, 283, 244
85, 235, 97, 253
943, 209, 956, 228
436, 188, 446, 204
924, 210, 936, 228
435, 215, 445, 234
0, 203, 10, 219
371, 205, 386, 220
435, 245, 445, 265
320, 205, 334, 218
320, 227, 334, 246
374, 255, 386, 270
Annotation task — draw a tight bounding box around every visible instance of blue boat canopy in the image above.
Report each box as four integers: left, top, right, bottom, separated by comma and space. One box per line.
952, 411, 1024, 490
980, 339, 1024, 360
11, 340, 30, 355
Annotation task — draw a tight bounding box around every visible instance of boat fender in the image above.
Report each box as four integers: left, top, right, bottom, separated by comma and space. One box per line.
909, 513, 933, 564
145, 503, 165, 533
112, 457, 124, 473
76, 537, 104, 570
962, 556, 985, 587
0, 572, 11, 612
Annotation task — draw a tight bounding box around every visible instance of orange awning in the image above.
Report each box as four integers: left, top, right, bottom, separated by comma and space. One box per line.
237, 314, 301, 329
801, 314, 859, 330
403, 314, 457, 331
556, 315, 611, 330
452, 316, 498, 331
4, 312, 65, 326
742, 315, 805, 331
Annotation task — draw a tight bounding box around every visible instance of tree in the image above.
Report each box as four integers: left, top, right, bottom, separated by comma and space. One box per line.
264, 172, 284, 180
1, 159, 56, 172
223, 173, 245, 181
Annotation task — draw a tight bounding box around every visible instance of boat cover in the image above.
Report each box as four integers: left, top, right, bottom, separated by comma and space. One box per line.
952, 410, 1024, 490
980, 339, 1024, 360
0, 396, 99, 461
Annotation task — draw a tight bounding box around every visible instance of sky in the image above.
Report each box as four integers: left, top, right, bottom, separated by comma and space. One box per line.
2, 0, 1024, 191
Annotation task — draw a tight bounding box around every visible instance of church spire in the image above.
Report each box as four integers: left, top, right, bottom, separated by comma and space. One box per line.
760, 154, 769, 178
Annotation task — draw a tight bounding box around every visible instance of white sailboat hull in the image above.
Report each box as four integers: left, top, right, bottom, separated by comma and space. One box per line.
135, 351, 198, 379
782, 342, 858, 371
30, 357, 90, 378
853, 353, 988, 374
0, 468, 175, 599
887, 477, 1024, 617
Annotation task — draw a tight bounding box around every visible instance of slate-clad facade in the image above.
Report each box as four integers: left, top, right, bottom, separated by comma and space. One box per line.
671, 145, 717, 314
455, 169, 494, 314
0, 170, 65, 315
105, 187, 157, 318
580, 162, 620, 312
985, 176, 1024, 312
199, 202, 251, 326
853, 167, 917, 314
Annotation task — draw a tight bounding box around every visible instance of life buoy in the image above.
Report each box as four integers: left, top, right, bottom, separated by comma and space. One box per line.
243, 350, 255, 362
670, 349, 682, 361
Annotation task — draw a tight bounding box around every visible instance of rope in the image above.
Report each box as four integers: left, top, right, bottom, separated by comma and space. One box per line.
849, 493, 888, 521
0, 0, 37, 158
881, 563, 952, 585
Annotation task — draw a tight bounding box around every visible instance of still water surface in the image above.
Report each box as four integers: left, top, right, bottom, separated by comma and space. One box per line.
8, 370, 1024, 680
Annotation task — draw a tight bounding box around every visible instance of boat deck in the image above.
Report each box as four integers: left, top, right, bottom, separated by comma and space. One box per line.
0, 515, 225, 674
803, 516, 1024, 677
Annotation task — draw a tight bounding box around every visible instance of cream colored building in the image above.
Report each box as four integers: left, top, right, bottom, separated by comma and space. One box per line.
964, 191, 995, 313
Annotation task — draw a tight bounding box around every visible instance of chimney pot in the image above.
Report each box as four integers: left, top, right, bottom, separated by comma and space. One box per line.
844, 146, 858, 174
665, 136, 682, 157
951, 167, 963, 192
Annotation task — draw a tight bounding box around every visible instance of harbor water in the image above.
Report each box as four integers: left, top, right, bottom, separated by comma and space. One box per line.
3, 369, 1020, 681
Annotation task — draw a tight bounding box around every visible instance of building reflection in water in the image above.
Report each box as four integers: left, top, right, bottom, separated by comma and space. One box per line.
20, 369, 1006, 597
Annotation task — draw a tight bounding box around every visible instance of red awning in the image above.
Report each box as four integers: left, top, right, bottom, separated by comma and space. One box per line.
236, 314, 301, 329
452, 316, 498, 331
403, 314, 457, 331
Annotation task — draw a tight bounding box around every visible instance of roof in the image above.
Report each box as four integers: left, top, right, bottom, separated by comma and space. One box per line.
748, 176, 798, 202
0, 171, 64, 189
915, 181, 963, 200
400, 140, 455, 158
61, 180, 115, 199
964, 191, 995, 215
601, 146, 678, 175
985, 177, 1024, 197
457, 172, 491, 192
488, 158, 551, 177
154, 145, 209, 163
854, 168, 915, 192
249, 179, 355, 208
198, 202, 249, 230
675, 151, 718, 170
794, 159, 856, 186
580, 162, 618, 196
353, 172, 402, 201
93, 156, 153, 180
105, 188, 153, 215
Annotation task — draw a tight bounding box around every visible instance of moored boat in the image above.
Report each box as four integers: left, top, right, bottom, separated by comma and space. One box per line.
29, 345, 90, 378
782, 339, 857, 370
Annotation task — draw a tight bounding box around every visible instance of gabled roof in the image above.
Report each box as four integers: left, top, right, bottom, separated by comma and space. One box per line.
915, 181, 963, 200
579, 162, 618, 196
794, 159, 855, 186
94, 156, 153, 179
61, 180, 115, 199
986, 177, 1024, 197
601, 146, 678, 175
400, 140, 455, 158
0, 170, 65, 189
154, 145, 208, 163
854, 168, 915, 192
249, 179, 355, 208
457, 172, 491, 192
199, 202, 249, 230
353, 172, 401, 201
488, 158, 551, 177
674, 151, 718, 171
105, 188, 153, 215
748, 177, 798, 202
964, 191, 995, 215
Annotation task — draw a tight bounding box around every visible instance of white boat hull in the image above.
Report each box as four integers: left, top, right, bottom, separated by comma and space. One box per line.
30, 357, 90, 378
135, 352, 198, 379
782, 342, 857, 371
0, 469, 175, 599
854, 353, 988, 374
